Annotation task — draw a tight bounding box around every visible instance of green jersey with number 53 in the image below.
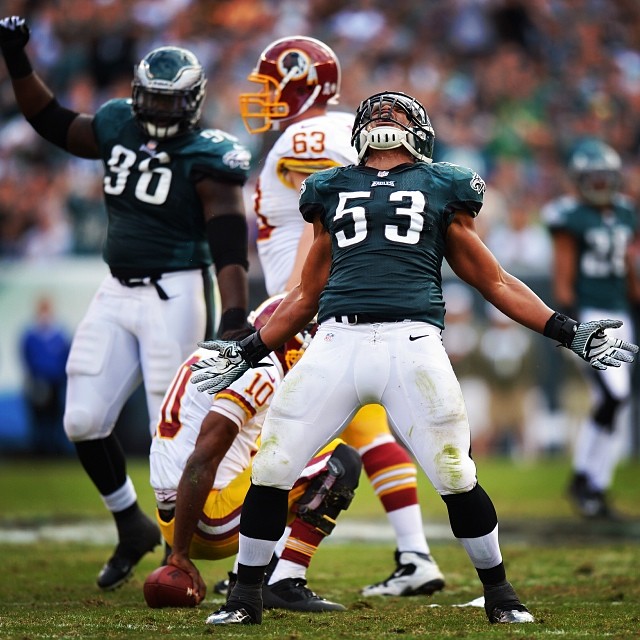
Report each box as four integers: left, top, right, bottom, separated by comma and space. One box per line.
299, 161, 485, 328
92, 99, 251, 272
542, 194, 637, 312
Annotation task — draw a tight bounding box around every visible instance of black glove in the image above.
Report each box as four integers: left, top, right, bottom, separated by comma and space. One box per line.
190, 331, 271, 395
0, 16, 29, 51
0, 16, 32, 78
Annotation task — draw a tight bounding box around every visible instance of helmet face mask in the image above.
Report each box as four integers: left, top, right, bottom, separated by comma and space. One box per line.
569, 140, 622, 206
351, 91, 435, 163
132, 46, 207, 139
240, 36, 341, 134
247, 294, 317, 372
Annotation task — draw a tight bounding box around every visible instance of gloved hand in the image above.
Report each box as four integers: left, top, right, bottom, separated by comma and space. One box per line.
570, 319, 638, 370
0, 16, 30, 52
190, 340, 251, 394
190, 331, 271, 394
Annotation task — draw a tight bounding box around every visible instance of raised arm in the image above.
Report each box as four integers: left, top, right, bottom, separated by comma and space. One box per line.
0, 16, 99, 158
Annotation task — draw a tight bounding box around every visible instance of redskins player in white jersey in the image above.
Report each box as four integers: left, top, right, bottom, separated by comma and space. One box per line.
149, 294, 362, 612
238, 36, 445, 597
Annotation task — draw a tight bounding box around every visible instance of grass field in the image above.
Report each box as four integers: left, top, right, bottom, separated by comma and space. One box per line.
1, 455, 639, 639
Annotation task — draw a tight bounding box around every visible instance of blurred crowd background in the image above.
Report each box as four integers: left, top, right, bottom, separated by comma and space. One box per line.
1, 0, 640, 459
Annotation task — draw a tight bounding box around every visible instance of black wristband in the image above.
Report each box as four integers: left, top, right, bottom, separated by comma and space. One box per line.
1, 47, 32, 79
543, 312, 578, 348
239, 330, 271, 367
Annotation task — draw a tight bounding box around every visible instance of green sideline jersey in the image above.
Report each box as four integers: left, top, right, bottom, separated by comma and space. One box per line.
299, 161, 486, 329
542, 194, 637, 312
92, 99, 251, 274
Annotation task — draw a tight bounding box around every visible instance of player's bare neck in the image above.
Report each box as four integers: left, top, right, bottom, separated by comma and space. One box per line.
365, 150, 415, 170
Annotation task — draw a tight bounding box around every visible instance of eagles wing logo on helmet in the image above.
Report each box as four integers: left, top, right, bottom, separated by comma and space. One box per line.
352, 91, 435, 163
470, 173, 486, 194
132, 46, 206, 140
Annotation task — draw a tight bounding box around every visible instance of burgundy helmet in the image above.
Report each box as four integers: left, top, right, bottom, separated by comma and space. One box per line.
248, 294, 317, 371
239, 36, 341, 133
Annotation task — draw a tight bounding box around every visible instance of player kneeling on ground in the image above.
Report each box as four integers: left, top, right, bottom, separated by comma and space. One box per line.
148, 295, 361, 615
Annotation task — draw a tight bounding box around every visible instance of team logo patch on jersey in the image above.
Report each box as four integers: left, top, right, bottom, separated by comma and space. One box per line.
222, 146, 251, 170
377, 170, 389, 177
371, 180, 395, 187
470, 172, 486, 194
140, 141, 158, 155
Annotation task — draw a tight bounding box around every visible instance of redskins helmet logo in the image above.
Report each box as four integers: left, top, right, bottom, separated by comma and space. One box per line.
277, 49, 318, 85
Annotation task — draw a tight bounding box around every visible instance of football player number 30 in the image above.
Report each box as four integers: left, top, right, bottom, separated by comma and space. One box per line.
104, 144, 172, 205
335, 191, 426, 247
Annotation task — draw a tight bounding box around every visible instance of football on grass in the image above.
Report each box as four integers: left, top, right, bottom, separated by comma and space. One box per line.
143, 565, 198, 608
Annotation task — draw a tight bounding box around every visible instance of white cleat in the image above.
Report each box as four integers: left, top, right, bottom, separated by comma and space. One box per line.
361, 550, 445, 597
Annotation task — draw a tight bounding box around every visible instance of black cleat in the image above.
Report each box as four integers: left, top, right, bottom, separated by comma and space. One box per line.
213, 577, 230, 596
567, 474, 621, 520
214, 554, 276, 599
484, 581, 534, 624
206, 582, 263, 625
262, 577, 346, 612
97, 513, 161, 590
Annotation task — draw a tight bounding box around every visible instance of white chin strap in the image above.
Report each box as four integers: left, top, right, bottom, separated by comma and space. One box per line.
358, 126, 430, 162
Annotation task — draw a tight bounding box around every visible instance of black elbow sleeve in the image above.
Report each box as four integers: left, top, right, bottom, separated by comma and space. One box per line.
206, 214, 249, 273
27, 99, 78, 150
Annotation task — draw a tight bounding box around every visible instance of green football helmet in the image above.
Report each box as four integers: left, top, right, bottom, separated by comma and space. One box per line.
569, 139, 622, 206
351, 91, 435, 163
132, 46, 207, 139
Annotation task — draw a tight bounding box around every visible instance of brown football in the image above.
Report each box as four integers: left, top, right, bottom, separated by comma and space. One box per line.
143, 565, 198, 608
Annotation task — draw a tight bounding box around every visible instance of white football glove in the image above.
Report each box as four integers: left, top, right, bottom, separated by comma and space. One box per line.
570, 319, 638, 370
190, 340, 250, 394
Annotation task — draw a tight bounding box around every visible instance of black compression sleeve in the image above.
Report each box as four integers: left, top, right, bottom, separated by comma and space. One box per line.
27, 98, 78, 150
1, 47, 32, 78
206, 214, 249, 272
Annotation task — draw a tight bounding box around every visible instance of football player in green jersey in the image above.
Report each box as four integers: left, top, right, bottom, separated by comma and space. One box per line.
0, 17, 252, 590
188, 91, 638, 627
542, 139, 640, 519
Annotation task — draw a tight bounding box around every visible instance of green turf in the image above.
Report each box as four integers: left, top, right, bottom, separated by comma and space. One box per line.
0, 455, 639, 639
